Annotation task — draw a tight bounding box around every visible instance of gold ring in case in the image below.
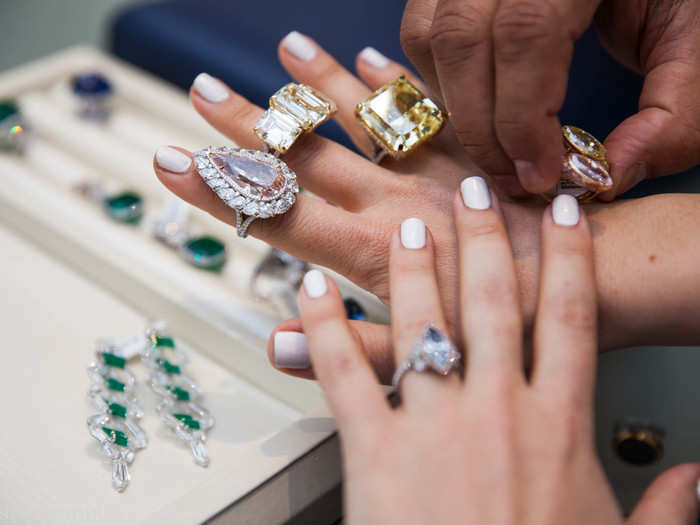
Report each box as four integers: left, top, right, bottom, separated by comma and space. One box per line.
355, 76, 445, 160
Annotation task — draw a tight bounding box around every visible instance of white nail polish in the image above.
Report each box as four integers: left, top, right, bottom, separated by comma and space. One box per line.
155, 146, 192, 173
282, 31, 317, 61
552, 194, 580, 226
359, 46, 389, 68
192, 73, 229, 103
273, 332, 310, 369
400, 217, 426, 249
460, 176, 491, 210
303, 269, 327, 298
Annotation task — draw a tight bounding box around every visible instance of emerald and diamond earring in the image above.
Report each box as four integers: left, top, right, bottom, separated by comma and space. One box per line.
87, 325, 215, 492
142, 327, 215, 467
87, 340, 147, 492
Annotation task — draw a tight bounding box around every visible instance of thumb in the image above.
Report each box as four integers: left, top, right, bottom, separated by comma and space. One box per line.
627, 463, 700, 525
267, 318, 394, 385
599, 9, 700, 201
599, 106, 700, 201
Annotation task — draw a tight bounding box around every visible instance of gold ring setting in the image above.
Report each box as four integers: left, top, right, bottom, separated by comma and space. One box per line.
194, 83, 336, 238
544, 125, 613, 202
355, 76, 445, 161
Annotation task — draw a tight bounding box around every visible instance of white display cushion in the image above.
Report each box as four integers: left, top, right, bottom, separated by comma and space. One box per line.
0, 223, 339, 524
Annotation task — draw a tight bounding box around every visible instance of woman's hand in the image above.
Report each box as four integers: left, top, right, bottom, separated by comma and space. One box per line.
153, 34, 700, 383
152, 34, 497, 366
291, 188, 700, 525
400, 0, 700, 198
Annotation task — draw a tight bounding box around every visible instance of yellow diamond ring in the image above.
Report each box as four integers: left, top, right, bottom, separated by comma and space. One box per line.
355, 76, 445, 161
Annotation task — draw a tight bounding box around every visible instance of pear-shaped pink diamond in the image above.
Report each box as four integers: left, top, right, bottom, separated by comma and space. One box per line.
210, 152, 285, 199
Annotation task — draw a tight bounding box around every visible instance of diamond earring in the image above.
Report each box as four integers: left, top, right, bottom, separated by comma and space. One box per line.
142, 326, 215, 467
87, 339, 147, 492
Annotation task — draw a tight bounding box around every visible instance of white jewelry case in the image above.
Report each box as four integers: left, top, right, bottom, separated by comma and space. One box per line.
0, 45, 383, 524
0, 46, 698, 522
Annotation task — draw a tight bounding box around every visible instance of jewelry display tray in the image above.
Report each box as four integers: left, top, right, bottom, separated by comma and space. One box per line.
0, 46, 389, 525
2, 46, 700, 523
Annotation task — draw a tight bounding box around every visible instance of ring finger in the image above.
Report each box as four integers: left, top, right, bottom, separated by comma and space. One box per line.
389, 217, 461, 409
189, 72, 385, 210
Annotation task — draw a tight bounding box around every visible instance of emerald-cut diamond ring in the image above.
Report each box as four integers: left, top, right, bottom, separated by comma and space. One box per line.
355, 76, 445, 161
254, 82, 337, 155
392, 324, 462, 397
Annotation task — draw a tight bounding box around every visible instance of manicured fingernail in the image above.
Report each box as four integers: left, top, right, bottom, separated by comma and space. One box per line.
514, 160, 545, 191
155, 146, 192, 173
552, 194, 580, 226
359, 46, 389, 68
303, 269, 327, 298
460, 176, 491, 210
400, 217, 426, 249
282, 31, 317, 61
273, 331, 310, 369
192, 73, 229, 103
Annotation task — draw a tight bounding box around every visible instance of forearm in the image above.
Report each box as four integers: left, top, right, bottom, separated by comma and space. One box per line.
505, 194, 700, 349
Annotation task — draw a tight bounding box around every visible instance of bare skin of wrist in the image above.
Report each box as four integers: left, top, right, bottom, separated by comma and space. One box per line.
504, 194, 700, 351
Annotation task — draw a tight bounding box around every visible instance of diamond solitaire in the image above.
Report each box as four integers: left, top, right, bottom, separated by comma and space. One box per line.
194, 146, 299, 238
254, 83, 336, 154
392, 324, 461, 395
355, 76, 445, 159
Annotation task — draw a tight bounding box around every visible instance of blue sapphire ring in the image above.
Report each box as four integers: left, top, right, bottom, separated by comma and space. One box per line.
72, 72, 114, 121
193, 146, 299, 238
392, 324, 461, 394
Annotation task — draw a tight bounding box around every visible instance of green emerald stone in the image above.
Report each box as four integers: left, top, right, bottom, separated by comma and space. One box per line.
103, 191, 143, 224
182, 236, 227, 271
101, 352, 126, 369
173, 413, 200, 430
156, 358, 181, 375
108, 402, 127, 418
154, 336, 175, 348
102, 426, 128, 447
106, 377, 126, 392
0, 101, 19, 123
167, 385, 190, 401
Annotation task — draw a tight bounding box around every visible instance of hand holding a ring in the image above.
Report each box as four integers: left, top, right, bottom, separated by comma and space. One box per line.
293, 189, 700, 525
153, 34, 700, 383
401, 0, 700, 198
